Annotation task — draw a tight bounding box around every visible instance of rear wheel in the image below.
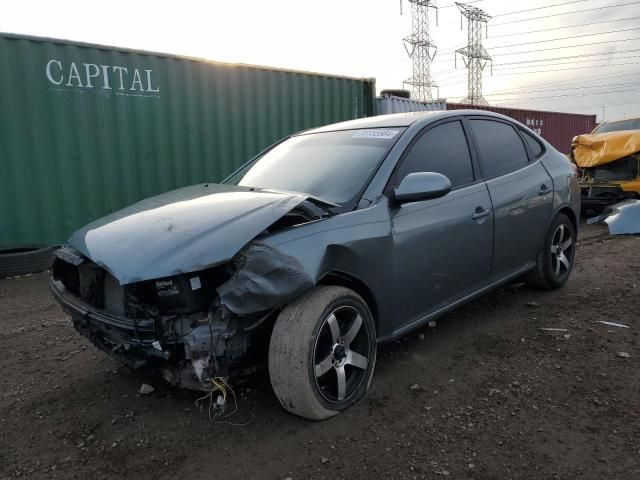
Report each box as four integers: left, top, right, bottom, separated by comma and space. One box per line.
268, 286, 376, 420
526, 213, 576, 290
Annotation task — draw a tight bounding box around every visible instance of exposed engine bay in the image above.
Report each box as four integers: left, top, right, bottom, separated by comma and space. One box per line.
572, 131, 640, 213
577, 154, 640, 213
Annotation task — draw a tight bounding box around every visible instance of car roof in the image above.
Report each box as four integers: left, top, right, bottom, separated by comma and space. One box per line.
598, 116, 640, 126
300, 109, 521, 134
592, 116, 640, 134
591, 116, 640, 133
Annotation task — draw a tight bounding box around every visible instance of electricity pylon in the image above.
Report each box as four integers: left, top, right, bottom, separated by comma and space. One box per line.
402, 0, 439, 101
455, 2, 492, 105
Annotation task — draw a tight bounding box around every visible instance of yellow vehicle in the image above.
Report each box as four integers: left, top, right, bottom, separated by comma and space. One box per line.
572, 116, 640, 213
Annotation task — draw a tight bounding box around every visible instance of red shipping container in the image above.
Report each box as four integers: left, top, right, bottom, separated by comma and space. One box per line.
446, 103, 597, 154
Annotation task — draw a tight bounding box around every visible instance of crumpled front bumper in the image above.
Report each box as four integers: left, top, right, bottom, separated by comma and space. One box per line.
50, 275, 267, 390
49, 277, 167, 369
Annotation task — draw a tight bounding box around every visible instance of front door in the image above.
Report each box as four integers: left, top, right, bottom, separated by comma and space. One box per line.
388, 120, 494, 333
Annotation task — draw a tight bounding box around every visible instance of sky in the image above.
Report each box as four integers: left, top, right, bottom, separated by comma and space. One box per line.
2, 0, 640, 121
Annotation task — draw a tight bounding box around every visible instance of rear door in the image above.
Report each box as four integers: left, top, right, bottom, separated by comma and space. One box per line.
388, 119, 494, 332
467, 118, 553, 277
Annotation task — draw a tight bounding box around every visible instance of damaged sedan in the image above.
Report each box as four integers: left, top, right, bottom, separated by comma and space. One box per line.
50, 111, 580, 420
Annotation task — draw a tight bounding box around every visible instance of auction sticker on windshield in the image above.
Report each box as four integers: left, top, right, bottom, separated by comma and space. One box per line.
352, 129, 400, 139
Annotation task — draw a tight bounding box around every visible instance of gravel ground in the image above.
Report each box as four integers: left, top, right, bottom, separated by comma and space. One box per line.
1, 224, 639, 480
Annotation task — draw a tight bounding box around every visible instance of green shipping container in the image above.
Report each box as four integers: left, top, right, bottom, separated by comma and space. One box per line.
0, 33, 376, 247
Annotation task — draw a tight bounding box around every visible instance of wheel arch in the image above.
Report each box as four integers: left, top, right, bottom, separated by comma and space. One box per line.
318, 271, 379, 331
557, 205, 578, 234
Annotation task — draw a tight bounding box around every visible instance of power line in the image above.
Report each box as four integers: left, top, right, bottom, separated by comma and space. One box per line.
444, 63, 640, 91
495, 47, 640, 66
492, 35, 640, 57
491, 87, 640, 104
492, 0, 589, 18
441, 77, 481, 87
434, 69, 467, 81
497, 69, 640, 91
571, 98, 640, 111
434, 67, 471, 78
347, 2, 639, 115
453, 88, 640, 114
486, 81, 640, 98
432, 69, 461, 76
437, 60, 640, 87
490, 60, 640, 77
491, 1, 640, 27
440, 26, 640, 57
489, 26, 640, 50
442, 63, 640, 89
487, 16, 640, 39
439, 0, 483, 9
492, 53, 640, 71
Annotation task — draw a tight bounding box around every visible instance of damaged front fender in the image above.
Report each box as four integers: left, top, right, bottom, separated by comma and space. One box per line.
216, 242, 314, 315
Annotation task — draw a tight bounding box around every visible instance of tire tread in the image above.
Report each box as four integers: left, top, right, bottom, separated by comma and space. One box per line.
268, 285, 374, 420
0, 245, 55, 278
525, 213, 574, 290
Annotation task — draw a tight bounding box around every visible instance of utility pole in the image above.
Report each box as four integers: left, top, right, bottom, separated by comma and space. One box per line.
455, 2, 491, 105
402, 0, 439, 102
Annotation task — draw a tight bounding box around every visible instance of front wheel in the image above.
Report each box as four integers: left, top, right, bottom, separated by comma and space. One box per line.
268, 286, 377, 420
526, 213, 576, 290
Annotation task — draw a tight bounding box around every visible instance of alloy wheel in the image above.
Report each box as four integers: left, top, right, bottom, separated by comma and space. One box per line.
313, 306, 372, 403
550, 224, 574, 276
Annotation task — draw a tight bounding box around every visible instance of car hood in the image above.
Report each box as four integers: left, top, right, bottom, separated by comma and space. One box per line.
572, 130, 640, 168
68, 183, 318, 285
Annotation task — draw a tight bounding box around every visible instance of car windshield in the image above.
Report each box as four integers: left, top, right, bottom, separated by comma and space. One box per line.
593, 118, 640, 133
226, 128, 404, 206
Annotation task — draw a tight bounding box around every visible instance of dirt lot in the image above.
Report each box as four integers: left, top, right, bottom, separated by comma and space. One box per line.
1, 224, 639, 480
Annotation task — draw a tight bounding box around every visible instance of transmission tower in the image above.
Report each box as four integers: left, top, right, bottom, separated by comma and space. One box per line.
402, 0, 439, 102
455, 2, 492, 105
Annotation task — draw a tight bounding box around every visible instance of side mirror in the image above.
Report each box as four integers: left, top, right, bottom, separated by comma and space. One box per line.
392, 172, 452, 204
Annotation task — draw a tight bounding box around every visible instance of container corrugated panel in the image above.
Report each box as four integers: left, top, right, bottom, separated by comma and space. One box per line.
377, 95, 446, 114
0, 33, 376, 247
446, 103, 597, 153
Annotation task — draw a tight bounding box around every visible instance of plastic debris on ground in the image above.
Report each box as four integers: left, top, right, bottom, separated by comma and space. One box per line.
596, 321, 630, 329
139, 383, 155, 395
587, 199, 640, 235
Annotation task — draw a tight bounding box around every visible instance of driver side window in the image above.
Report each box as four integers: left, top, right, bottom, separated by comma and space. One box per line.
396, 120, 475, 188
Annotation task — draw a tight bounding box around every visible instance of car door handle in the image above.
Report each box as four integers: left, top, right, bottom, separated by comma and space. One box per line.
538, 184, 552, 195
472, 207, 491, 220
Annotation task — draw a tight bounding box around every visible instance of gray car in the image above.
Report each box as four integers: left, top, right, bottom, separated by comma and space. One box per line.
50, 110, 580, 420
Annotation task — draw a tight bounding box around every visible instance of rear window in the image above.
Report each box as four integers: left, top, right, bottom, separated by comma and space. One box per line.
470, 120, 529, 178
520, 130, 544, 158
